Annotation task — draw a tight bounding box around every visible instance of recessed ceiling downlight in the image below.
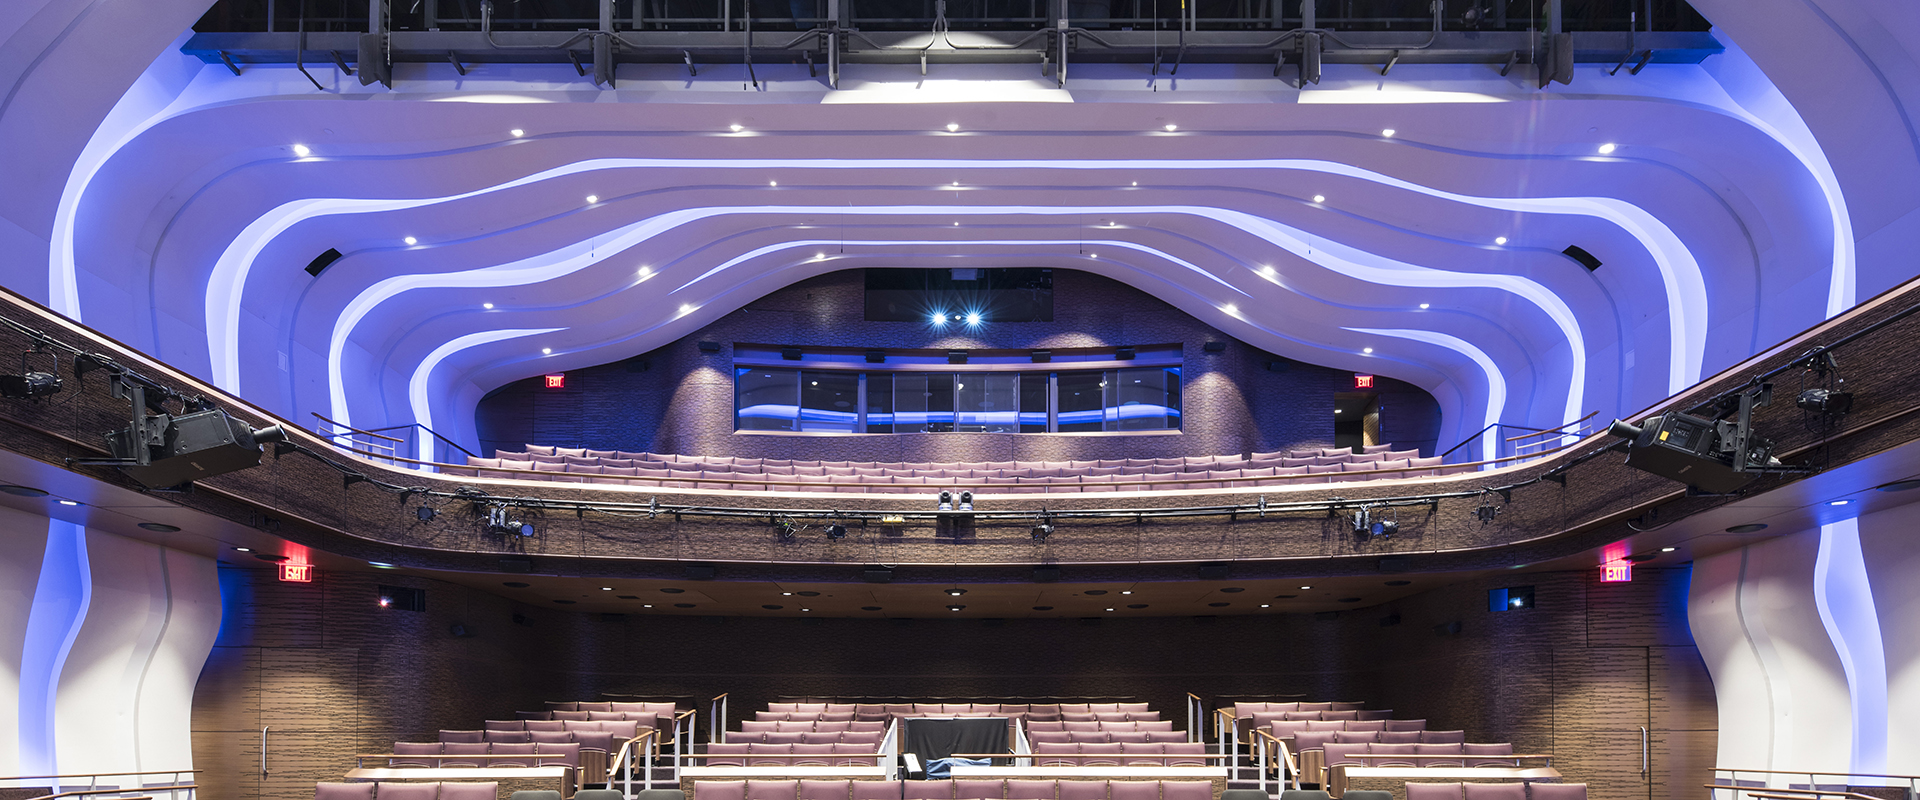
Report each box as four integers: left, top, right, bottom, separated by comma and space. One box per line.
0, 485, 49, 497
1725, 523, 1769, 534
1876, 479, 1920, 492
138, 522, 180, 532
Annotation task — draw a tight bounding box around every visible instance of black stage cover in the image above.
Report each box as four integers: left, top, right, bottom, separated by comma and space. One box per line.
901, 717, 1009, 762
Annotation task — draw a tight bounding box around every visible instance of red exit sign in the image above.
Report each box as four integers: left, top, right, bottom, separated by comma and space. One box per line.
1354, 374, 1375, 389
1601, 562, 1633, 583
279, 563, 314, 583
544, 374, 566, 389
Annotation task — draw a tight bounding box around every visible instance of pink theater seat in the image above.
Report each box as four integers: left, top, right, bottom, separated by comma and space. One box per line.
1354, 710, 1394, 721
1077, 743, 1122, 766
705, 743, 750, 767
1462, 743, 1514, 767
1421, 730, 1467, 745
697, 781, 750, 800
1404, 784, 1463, 800
852, 783, 901, 800
1117, 743, 1163, 766
1379, 731, 1421, 745
1460, 784, 1525, 800
1290, 731, 1337, 753
1525, 784, 1587, 800
438, 784, 496, 800
1159, 782, 1210, 800
1384, 719, 1427, 732
391, 742, 440, 767
903, 781, 954, 800
1164, 742, 1207, 767
1367, 743, 1416, 767
487, 731, 532, 744
1029, 732, 1072, 744
798, 781, 852, 800
955, 780, 1002, 800
1415, 743, 1465, 768
374, 784, 437, 800
1107, 782, 1156, 800
1321, 743, 1368, 769
534, 742, 580, 768
439, 743, 487, 767
1007, 780, 1054, 800
1144, 731, 1185, 744
1108, 732, 1150, 744
1321, 711, 1358, 722
830, 743, 871, 766
1057, 782, 1105, 800
746, 780, 800, 800
1033, 743, 1078, 767
791, 744, 835, 766
314, 784, 373, 800
802, 733, 841, 745
530, 731, 573, 745
439, 730, 484, 743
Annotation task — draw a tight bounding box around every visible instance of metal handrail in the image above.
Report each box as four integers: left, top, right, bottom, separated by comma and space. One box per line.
1440, 411, 1598, 459
0, 773, 201, 783
1508, 410, 1601, 442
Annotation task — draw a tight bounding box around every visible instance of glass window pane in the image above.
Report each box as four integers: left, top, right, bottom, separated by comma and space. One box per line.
1056, 370, 1106, 432
799, 370, 860, 432
865, 373, 894, 433
1115, 366, 1182, 430
1019, 373, 1049, 432
736, 367, 798, 431
894, 373, 956, 433
956, 373, 1019, 432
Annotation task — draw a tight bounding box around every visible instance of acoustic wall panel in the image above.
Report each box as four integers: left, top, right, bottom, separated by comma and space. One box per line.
0, 505, 53, 778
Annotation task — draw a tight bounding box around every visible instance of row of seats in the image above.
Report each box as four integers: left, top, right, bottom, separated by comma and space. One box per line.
314, 783, 498, 800
1267, 720, 1426, 737
1289, 729, 1467, 750
390, 742, 581, 768
484, 719, 649, 735
742, 720, 889, 733
1027, 721, 1175, 733
725, 732, 888, 746
1029, 742, 1210, 766
544, 701, 680, 716
439, 728, 625, 752
516, 710, 660, 724
1325, 742, 1518, 768
1231, 701, 1367, 715
510, 446, 1420, 471
1405, 784, 1587, 800
1027, 732, 1188, 745
769, 702, 1154, 722
703, 743, 885, 766
692, 779, 1214, 800
463, 445, 1456, 492
1247, 710, 1398, 725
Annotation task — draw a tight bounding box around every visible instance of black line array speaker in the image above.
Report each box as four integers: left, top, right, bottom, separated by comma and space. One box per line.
305, 248, 344, 277
1562, 245, 1603, 271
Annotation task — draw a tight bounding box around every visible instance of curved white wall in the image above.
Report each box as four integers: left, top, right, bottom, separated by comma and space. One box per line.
0, 505, 220, 783
1690, 496, 1920, 781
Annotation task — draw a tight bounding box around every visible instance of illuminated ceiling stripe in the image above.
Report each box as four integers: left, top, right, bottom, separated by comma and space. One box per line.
333, 216, 1579, 435
1344, 327, 1506, 463
203, 156, 1695, 398
409, 328, 563, 464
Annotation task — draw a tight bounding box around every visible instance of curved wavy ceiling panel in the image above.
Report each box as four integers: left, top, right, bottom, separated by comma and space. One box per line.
55, 74, 1840, 463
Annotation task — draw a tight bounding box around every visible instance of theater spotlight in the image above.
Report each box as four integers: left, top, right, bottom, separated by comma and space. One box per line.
825, 522, 848, 540
0, 350, 62, 400
1349, 507, 1371, 537
416, 506, 436, 521
484, 505, 534, 536
1797, 388, 1853, 415
1031, 516, 1055, 541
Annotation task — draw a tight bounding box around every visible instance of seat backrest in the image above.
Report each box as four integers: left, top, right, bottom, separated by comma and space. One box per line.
439, 785, 498, 800
489, 742, 536, 767
1379, 731, 1421, 745
314, 784, 374, 800
764, 732, 806, 745
530, 730, 574, 745
391, 742, 441, 767
902, 781, 954, 800
955, 780, 1002, 800
1321, 743, 1369, 767
1270, 721, 1311, 738
525, 720, 565, 732
1107, 781, 1156, 800
375, 784, 438, 800
1368, 743, 1417, 766
1135, 720, 1174, 732
1297, 703, 1333, 712
1028, 721, 1064, 732
1029, 731, 1072, 744
851, 782, 901, 800
1160, 782, 1210, 800
1077, 743, 1121, 765
1282, 711, 1322, 721
485, 720, 525, 731
1006, 779, 1055, 800
440, 730, 484, 743
1057, 781, 1106, 800
705, 743, 751, 767
1108, 732, 1150, 744
535, 742, 580, 768
1320, 711, 1358, 722
1421, 730, 1466, 745
798, 780, 853, 800
748, 744, 794, 766
573, 731, 615, 754
1462, 743, 1514, 767
487, 730, 532, 744
1303, 720, 1344, 732
1383, 719, 1427, 732
1330, 731, 1379, 744
1164, 742, 1207, 767
1291, 731, 1337, 752
1355, 710, 1394, 721
1061, 713, 1096, 723
1145, 731, 1186, 743
791, 744, 835, 766
697, 780, 749, 800
1524, 784, 1587, 800
1343, 720, 1386, 733
1117, 743, 1163, 765
439, 742, 487, 767
829, 742, 872, 767
1402, 784, 1463, 800
1459, 784, 1525, 800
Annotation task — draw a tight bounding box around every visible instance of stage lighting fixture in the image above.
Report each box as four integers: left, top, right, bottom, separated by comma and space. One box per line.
484, 505, 535, 537
947, 350, 969, 364
865, 349, 886, 363
416, 506, 436, 521
939, 490, 954, 511
775, 519, 798, 541
1372, 518, 1399, 539
1607, 398, 1783, 494
826, 523, 848, 539
959, 491, 973, 511
103, 398, 288, 489
1031, 517, 1055, 541
1350, 508, 1371, 537
1797, 388, 1853, 415
964, 312, 982, 325
0, 351, 62, 400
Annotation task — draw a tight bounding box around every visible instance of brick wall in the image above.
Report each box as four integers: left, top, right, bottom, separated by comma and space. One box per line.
474, 269, 1441, 462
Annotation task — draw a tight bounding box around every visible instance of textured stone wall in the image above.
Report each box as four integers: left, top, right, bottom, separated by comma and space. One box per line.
474, 269, 1442, 462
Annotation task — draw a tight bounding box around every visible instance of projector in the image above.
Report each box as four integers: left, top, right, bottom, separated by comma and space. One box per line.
105, 408, 284, 488
1611, 412, 1758, 494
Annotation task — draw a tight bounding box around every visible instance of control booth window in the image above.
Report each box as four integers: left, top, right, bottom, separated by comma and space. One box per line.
732, 344, 1182, 435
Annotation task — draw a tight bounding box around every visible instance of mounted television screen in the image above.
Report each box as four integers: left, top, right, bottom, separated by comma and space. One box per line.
865, 268, 1054, 322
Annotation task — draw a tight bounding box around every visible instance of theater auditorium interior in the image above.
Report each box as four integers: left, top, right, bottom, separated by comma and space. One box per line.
2, 1, 1918, 800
